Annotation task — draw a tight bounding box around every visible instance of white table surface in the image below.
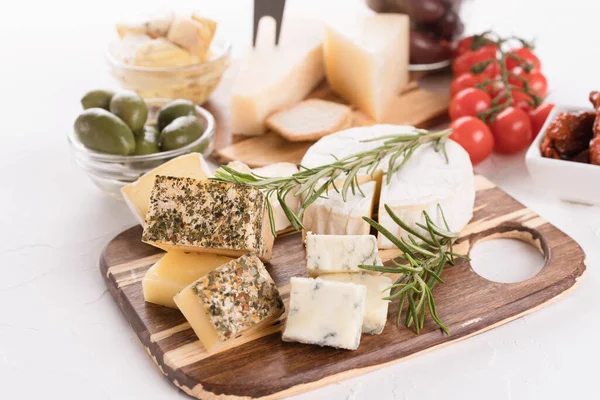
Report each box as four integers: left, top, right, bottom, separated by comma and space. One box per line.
2, 0, 600, 399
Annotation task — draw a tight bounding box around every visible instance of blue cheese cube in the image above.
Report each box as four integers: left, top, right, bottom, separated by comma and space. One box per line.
282, 277, 366, 350
305, 232, 381, 277
320, 273, 392, 334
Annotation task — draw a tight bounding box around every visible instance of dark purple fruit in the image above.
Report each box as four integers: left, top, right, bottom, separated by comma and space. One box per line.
436, 9, 464, 40
407, 0, 445, 23
410, 30, 452, 64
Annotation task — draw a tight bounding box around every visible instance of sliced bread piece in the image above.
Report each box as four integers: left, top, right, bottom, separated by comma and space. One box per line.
266, 99, 352, 142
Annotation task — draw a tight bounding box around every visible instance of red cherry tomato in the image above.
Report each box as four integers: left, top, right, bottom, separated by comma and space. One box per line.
529, 103, 555, 138
489, 107, 533, 154
452, 46, 497, 76
508, 68, 548, 98
455, 37, 496, 58
449, 88, 492, 120
450, 73, 483, 97
505, 47, 541, 72
450, 116, 494, 165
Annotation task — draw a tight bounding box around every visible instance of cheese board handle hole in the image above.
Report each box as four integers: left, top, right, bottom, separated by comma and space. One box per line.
468, 235, 546, 283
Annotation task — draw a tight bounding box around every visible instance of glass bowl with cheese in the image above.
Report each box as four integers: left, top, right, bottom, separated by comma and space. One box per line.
106, 13, 231, 104
68, 99, 215, 199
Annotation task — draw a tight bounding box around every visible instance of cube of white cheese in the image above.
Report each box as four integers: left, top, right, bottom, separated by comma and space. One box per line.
378, 140, 475, 248
320, 273, 392, 335
305, 232, 381, 277
282, 277, 365, 350
121, 153, 211, 225
230, 19, 325, 135
302, 180, 377, 236
324, 14, 409, 121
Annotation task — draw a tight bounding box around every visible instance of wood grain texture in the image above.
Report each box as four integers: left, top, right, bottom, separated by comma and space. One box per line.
100, 175, 585, 399
205, 67, 450, 168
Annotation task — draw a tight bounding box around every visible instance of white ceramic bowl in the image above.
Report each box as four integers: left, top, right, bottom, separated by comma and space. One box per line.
525, 105, 600, 206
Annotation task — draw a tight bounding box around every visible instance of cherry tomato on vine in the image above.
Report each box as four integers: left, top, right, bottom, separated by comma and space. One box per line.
455, 36, 496, 58
450, 116, 494, 165
505, 47, 541, 72
529, 103, 555, 138
449, 88, 492, 120
450, 73, 482, 97
452, 46, 497, 76
508, 68, 548, 98
489, 107, 533, 154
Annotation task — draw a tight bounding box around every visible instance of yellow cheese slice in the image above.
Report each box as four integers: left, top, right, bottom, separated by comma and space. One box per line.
167, 16, 217, 62
121, 153, 211, 225
142, 252, 234, 308
133, 38, 196, 68
230, 19, 325, 136
324, 14, 409, 121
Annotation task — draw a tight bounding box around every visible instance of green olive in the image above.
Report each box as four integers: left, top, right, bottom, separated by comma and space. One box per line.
109, 91, 148, 133
157, 99, 198, 131
160, 116, 205, 151
133, 125, 161, 155
74, 108, 136, 155
81, 89, 115, 110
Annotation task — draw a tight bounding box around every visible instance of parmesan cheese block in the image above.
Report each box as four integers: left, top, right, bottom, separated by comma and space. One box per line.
121, 153, 211, 225
324, 14, 409, 121
142, 176, 274, 261
320, 273, 392, 335
302, 180, 377, 236
230, 19, 325, 136
282, 277, 365, 350
142, 252, 234, 308
378, 140, 475, 248
174, 253, 284, 353
224, 161, 300, 233
305, 232, 381, 276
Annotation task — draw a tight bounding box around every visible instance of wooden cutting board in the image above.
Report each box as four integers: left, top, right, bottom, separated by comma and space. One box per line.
204, 68, 451, 168
100, 175, 585, 400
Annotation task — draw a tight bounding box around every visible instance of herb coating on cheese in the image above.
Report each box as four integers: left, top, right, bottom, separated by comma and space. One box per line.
191, 253, 284, 341
142, 176, 268, 253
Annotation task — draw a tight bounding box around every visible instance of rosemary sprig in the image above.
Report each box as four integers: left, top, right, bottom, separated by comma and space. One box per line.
213, 128, 451, 236
360, 204, 467, 335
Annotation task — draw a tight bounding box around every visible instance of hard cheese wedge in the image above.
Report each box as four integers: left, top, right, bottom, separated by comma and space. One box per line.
230, 19, 325, 136
302, 180, 377, 236
121, 153, 211, 225
174, 253, 284, 353
142, 252, 234, 308
378, 139, 475, 248
225, 161, 300, 233
305, 232, 381, 277
282, 277, 365, 350
142, 176, 275, 261
320, 273, 392, 335
324, 14, 409, 121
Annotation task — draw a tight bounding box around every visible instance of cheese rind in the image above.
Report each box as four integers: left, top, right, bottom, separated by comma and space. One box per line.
305, 232, 381, 276
302, 180, 377, 236
320, 273, 391, 335
121, 153, 211, 225
282, 277, 365, 350
142, 252, 234, 308
230, 19, 325, 136
142, 176, 274, 261
225, 161, 300, 233
174, 253, 284, 353
324, 14, 409, 121
378, 140, 475, 248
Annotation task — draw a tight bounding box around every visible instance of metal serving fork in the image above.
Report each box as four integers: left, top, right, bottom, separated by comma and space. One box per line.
253, 0, 287, 46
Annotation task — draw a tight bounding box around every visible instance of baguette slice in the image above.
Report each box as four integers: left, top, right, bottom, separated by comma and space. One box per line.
266, 99, 352, 142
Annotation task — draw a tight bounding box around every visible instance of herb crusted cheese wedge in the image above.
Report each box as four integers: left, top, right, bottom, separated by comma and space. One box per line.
142, 176, 275, 261
174, 253, 284, 353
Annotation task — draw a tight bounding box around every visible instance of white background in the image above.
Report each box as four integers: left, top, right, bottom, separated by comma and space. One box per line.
2, 0, 600, 399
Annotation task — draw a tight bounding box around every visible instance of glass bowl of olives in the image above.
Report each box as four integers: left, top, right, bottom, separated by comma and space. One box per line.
105, 34, 231, 104
68, 91, 215, 198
